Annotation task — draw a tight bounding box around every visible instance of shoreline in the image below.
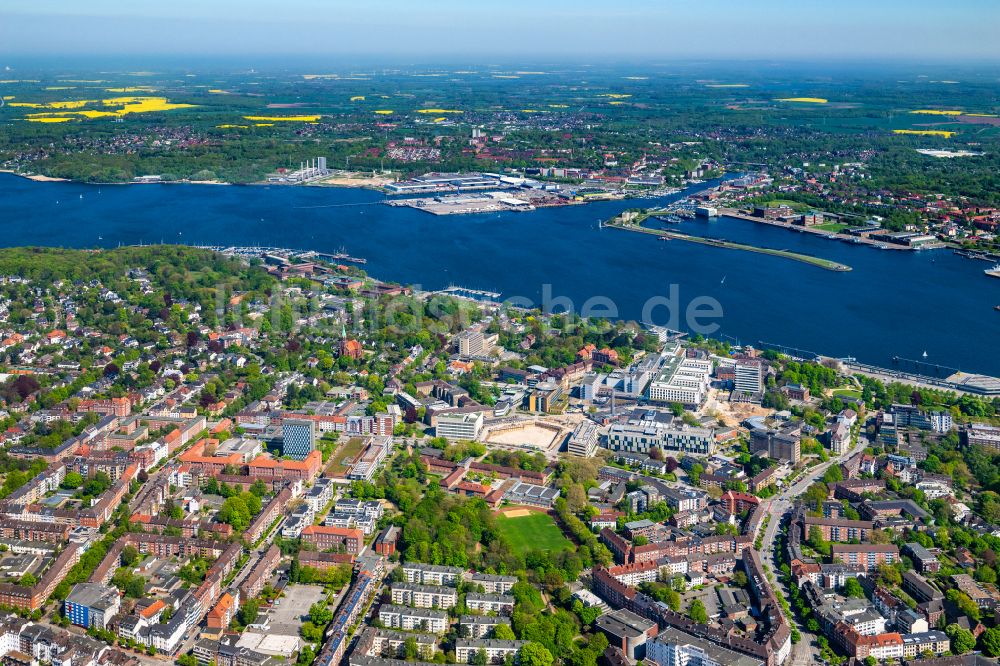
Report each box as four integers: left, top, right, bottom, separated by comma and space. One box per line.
8, 241, 997, 389
0, 168, 391, 191
0, 170, 70, 183
0, 169, 679, 213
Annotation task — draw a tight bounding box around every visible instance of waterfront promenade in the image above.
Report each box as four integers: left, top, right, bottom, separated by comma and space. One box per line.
718, 207, 931, 251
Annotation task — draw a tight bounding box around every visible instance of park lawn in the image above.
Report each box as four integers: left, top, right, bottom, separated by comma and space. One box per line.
813, 223, 849, 233
832, 389, 862, 399
496, 511, 573, 554
759, 198, 811, 212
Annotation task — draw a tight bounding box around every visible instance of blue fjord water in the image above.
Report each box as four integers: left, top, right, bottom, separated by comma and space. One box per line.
1, 172, 998, 376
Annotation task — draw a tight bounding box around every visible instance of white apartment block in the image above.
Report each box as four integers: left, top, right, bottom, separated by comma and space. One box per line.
402, 563, 464, 586
455, 640, 526, 665
304, 478, 334, 513
378, 605, 449, 633
464, 593, 514, 615
459, 615, 511, 640
390, 583, 458, 609
468, 573, 517, 594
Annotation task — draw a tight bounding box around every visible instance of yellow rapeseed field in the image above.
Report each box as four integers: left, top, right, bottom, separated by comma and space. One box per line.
243, 115, 321, 122
909, 110, 962, 116
893, 129, 955, 138
374, 110, 394, 115
20, 96, 196, 121
48, 100, 95, 109
416, 109, 462, 114
775, 97, 829, 104
350, 96, 365, 101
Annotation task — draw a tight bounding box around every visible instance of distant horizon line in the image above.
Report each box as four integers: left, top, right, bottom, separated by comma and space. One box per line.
2, 54, 999, 69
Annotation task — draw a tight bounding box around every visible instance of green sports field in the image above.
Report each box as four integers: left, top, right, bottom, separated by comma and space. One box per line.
495, 510, 573, 554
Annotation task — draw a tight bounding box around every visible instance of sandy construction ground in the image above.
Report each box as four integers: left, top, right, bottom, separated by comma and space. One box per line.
311, 173, 395, 188
701, 388, 770, 426
486, 423, 562, 449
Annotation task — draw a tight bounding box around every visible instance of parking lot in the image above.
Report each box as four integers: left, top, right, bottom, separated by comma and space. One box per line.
265, 583, 327, 635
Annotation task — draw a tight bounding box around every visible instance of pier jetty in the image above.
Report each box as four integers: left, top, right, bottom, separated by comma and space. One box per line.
605, 212, 851, 272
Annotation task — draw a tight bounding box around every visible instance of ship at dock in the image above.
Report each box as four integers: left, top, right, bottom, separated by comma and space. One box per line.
986, 264, 1000, 279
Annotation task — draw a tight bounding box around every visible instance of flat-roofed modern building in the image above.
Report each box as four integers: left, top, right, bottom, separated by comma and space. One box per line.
595, 608, 658, 660
436, 412, 484, 441
734, 360, 764, 395
65, 583, 120, 630
646, 347, 712, 407
607, 409, 714, 456
568, 420, 599, 457
282, 418, 317, 460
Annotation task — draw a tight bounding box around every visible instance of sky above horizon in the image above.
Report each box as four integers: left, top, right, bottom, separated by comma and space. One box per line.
1, 0, 998, 62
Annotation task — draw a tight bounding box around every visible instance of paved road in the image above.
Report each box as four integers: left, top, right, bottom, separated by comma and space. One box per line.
754, 442, 858, 666
174, 515, 289, 658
